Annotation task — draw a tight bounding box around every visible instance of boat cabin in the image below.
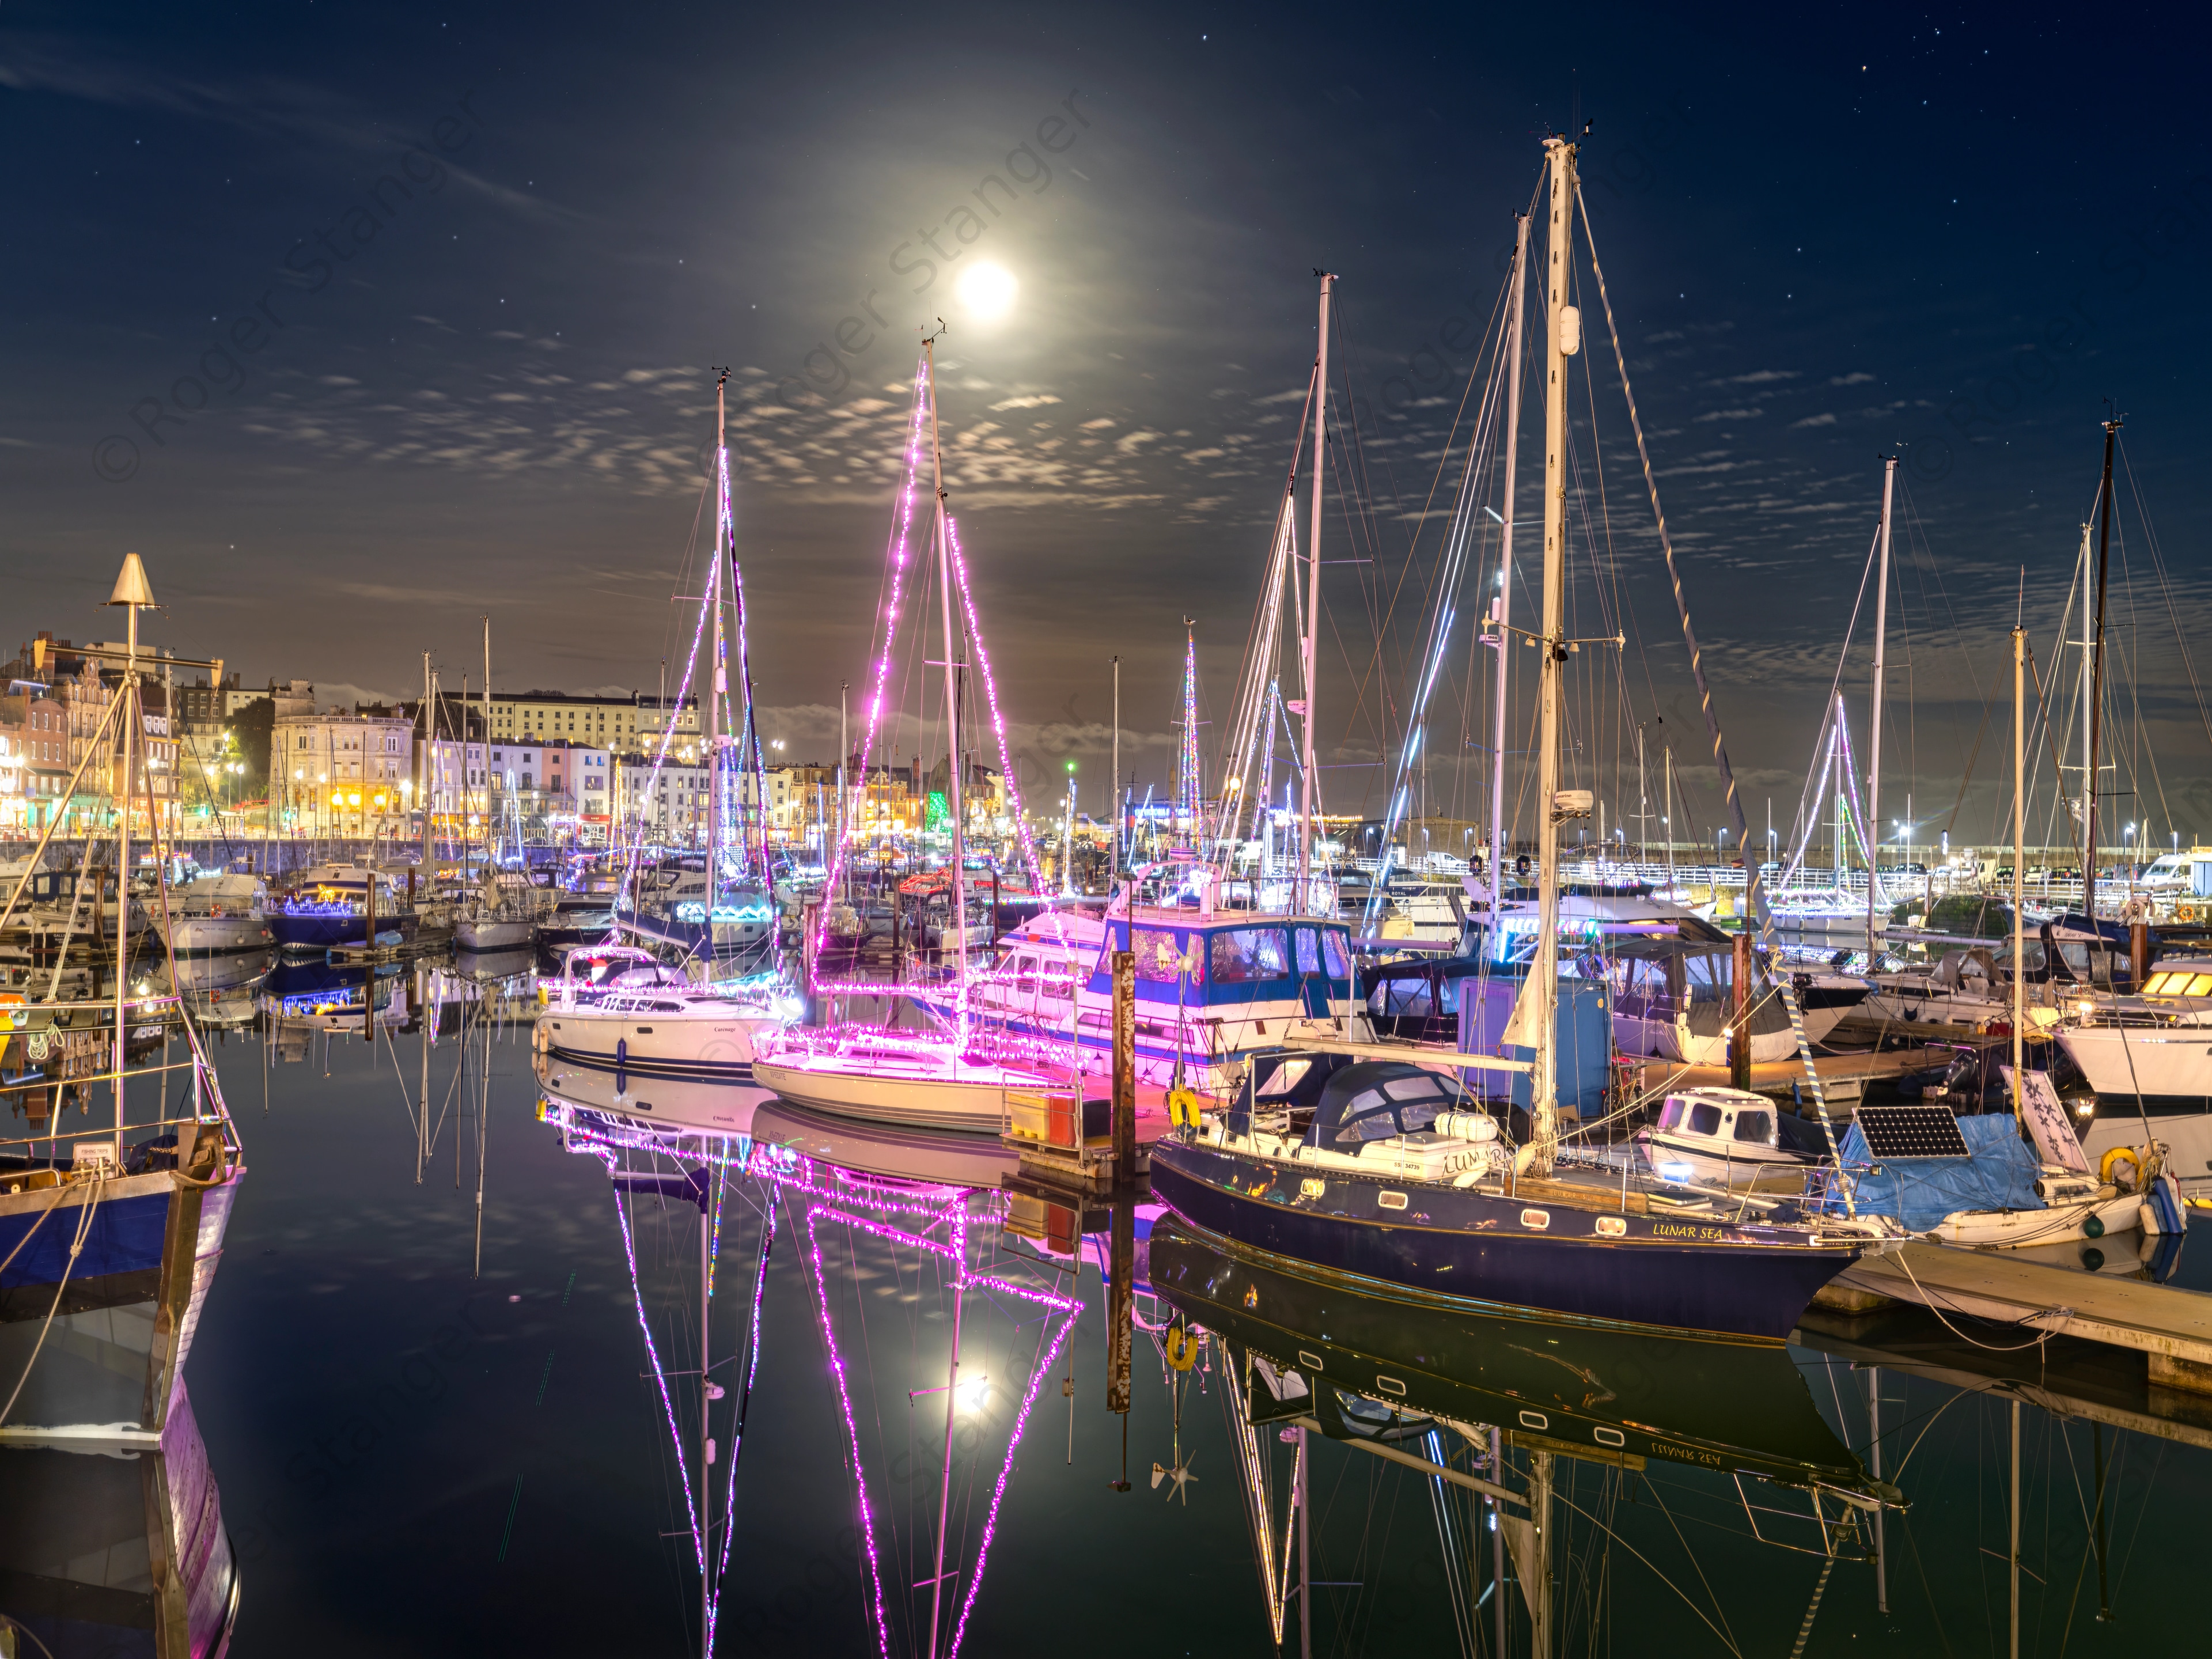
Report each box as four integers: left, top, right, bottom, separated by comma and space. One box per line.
1643, 1085, 1832, 1177
1094, 912, 1356, 1016
1606, 938, 1790, 1041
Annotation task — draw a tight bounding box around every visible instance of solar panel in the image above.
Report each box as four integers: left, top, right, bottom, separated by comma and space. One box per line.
1854, 1104, 1971, 1160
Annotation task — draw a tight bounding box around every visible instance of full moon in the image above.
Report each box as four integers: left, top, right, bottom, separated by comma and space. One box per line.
955, 261, 1018, 319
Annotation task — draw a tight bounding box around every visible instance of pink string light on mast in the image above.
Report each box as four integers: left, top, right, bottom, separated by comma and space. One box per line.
810, 362, 931, 983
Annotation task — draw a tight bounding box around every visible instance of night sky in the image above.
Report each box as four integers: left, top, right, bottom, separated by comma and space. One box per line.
7, 2, 2209, 854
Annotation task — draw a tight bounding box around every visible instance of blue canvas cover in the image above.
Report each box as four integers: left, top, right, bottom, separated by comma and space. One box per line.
1831, 1112, 2042, 1232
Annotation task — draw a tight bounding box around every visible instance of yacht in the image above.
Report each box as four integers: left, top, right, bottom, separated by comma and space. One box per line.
165, 870, 274, 954
2058, 962, 2212, 1191
907, 889, 1366, 1099
615, 857, 777, 961
453, 867, 550, 951
533, 941, 789, 1104
268, 862, 412, 954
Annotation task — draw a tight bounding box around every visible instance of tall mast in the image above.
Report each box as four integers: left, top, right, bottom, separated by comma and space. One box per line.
1296, 272, 1334, 908
2012, 624, 2027, 1118
711, 372, 731, 882
1489, 212, 1530, 945
1177, 621, 1200, 849
923, 334, 967, 1031
480, 618, 491, 861
1111, 656, 1120, 872
2084, 418, 2120, 923
108, 553, 155, 1164
1527, 135, 1578, 1176
419, 651, 432, 867
1866, 456, 1896, 953
2077, 521, 2092, 869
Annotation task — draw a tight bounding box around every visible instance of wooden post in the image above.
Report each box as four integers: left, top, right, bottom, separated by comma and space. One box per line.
2130, 920, 2150, 987
1731, 929, 1752, 1092
1111, 949, 1135, 1185
1106, 1197, 1134, 1417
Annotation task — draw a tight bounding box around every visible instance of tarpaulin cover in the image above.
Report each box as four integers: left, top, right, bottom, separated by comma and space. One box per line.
1830, 1112, 2043, 1233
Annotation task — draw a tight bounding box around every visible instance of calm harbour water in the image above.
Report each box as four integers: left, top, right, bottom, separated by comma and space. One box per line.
123, 971, 2212, 1654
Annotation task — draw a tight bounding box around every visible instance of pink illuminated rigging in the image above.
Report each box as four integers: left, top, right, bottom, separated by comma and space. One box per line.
808, 351, 1069, 999
810, 365, 930, 978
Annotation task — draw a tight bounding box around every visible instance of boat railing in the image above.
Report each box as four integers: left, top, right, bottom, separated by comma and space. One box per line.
0, 1045, 242, 1167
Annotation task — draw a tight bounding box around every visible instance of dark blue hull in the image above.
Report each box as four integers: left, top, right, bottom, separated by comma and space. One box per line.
270, 911, 402, 953
1147, 1139, 1858, 1342
0, 1183, 172, 1292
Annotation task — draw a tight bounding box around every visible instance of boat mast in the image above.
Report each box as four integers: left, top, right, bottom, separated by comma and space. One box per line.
2012, 623, 2026, 1118
481, 618, 491, 863
1865, 455, 1895, 953
923, 331, 967, 1033
711, 372, 730, 885
2083, 417, 2120, 924
109, 554, 155, 1164
1528, 135, 1577, 1176
1296, 271, 1334, 911
2077, 520, 2092, 884
1111, 654, 1120, 873
1489, 212, 1529, 946
419, 651, 432, 869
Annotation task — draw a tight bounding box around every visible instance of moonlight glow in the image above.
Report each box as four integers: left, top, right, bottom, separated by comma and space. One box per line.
955, 261, 1018, 319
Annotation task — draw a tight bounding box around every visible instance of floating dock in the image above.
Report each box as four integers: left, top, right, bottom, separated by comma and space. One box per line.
1824, 1237, 2212, 1395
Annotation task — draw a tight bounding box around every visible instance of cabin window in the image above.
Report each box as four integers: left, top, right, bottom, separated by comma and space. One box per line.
1383, 1077, 1436, 1102
1040, 971, 1074, 1001
1335, 1110, 1408, 1144
1733, 1110, 1772, 1143
1132, 927, 1197, 983
1256, 1059, 1311, 1098
1212, 927, 1291, 983
1296, 927, 1320, 975
2147, 971, 2212, 997
1658, 1097, 1687, 1131
1321, 930, 1351, 979
1687, 1102, 1724, 1137
1014, 955, 1039, 996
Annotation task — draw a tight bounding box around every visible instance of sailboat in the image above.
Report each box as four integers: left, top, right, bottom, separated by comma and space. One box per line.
1149, 138, 1900, 1342
544, 372, 792, 1105
1, 554, 248, 1447
899, 281, 1369, 1101
756, 329, 1074, 1132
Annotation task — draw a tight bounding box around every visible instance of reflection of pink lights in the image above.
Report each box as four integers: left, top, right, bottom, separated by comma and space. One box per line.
804, 1198, 1077, 1659
597, 1149, 707, 1578
949, 1309, 1076, 1658
560, 1111, 1077, 1658
806, 1205, 895, 1659
719, 1189, 775, 1582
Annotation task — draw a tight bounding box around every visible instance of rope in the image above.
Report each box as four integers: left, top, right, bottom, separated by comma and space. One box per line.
1887, 1248, 2066, 1353
1784, 1541, 1839, 1658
